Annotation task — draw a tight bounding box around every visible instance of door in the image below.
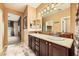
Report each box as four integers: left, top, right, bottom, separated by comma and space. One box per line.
31, 36, 35, 52
48, 43, 53, 56
49, 42, 68, 56
61, 17, 69, 33
28, 35, 32, 49
40, 39, 49, 56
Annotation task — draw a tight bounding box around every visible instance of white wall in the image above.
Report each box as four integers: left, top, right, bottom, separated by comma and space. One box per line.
0, 9, 4, 53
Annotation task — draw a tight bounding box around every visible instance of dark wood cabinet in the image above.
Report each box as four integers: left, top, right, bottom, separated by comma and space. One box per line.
28, 35, 74, 56
35, 37, 40, 56
49, 42, 68, 56
40, 39, 49, 56
48, 43, 53, 56
31, 36, 36, 52
28, 35, 32, 49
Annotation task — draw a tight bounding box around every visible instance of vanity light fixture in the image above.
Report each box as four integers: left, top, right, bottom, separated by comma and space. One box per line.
53, 7, 57, 10
39, 3, 61, 17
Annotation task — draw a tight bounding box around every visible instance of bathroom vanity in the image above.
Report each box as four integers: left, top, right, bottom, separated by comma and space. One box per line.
28, 33, 74, 56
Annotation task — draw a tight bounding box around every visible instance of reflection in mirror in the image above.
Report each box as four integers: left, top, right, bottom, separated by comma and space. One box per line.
61, 17, 69, 33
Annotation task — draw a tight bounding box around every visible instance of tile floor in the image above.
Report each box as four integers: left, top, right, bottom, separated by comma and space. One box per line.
8, 36, 20, 45
2, 43, 35, 56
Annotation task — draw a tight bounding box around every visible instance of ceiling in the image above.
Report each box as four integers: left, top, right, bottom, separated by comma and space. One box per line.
6, 3, 70, 21
4, 3, 41, 12
8, 13, 20, 21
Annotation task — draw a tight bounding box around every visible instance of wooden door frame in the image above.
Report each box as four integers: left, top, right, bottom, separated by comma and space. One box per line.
3, 7, 24, 48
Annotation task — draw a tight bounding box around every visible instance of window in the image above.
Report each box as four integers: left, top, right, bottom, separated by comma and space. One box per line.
61, 17, 69, 32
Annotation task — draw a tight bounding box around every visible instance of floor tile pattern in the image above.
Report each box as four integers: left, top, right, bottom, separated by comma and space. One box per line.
2, 43, 35, 56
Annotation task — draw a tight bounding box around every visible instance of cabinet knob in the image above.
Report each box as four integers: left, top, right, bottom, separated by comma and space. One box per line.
46, 42, 48, 44
49, 43, 51, 46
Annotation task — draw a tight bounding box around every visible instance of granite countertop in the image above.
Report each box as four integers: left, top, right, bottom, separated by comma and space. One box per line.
29, 33, 74, 48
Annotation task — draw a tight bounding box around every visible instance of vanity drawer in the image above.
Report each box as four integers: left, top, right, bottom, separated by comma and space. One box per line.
35, 45, 40, 51
35, 41, 39, 46
35, 37, 40, 42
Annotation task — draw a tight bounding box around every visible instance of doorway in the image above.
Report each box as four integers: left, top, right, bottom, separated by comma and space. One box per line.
8, 13, 21, 45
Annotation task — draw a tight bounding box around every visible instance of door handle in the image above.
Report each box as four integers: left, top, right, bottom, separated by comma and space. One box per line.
49, 43, 51, 46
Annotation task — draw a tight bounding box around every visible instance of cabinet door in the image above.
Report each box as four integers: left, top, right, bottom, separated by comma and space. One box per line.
31, 36, 36, 52
40, 39, 49, 56
28, 35, 32, 49
35, 37, 40, 56
48, 43, 53, 56
49, 43, 68, 56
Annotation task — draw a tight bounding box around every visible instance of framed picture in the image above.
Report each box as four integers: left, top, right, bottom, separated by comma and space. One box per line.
23, 16, 27, 29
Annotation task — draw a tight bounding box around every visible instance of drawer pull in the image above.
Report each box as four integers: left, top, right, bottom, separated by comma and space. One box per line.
36, 39, 38, 40
46, 42, 48, 44
49, 43, 51, 46
36, 42, 37, 44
